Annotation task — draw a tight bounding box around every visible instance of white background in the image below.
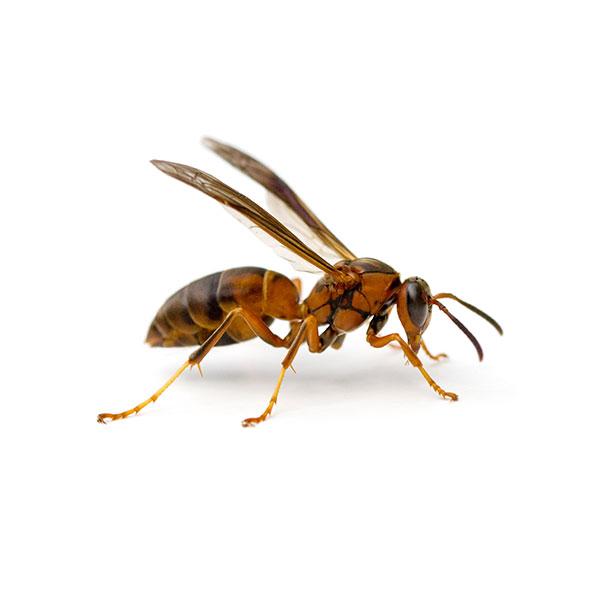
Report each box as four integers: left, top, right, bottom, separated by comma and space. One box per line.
1, 2, 599, 598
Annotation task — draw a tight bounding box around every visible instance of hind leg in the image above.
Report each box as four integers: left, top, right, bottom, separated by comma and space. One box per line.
97, 308, 298, 423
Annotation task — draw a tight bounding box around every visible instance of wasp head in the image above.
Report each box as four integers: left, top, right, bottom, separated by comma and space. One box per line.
396, 277, 433, 353
397, 278, 504, 360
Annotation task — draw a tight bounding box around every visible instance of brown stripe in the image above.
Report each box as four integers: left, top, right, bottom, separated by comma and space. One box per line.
185, 271, 225, 328
163, 290, 199, 334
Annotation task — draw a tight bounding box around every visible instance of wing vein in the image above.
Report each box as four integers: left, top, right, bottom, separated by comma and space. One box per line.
202, 137, 357, 261
151, 160, 344, 279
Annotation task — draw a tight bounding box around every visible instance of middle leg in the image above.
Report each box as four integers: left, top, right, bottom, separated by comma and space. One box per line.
241, 318, 308, 427
241, 315, 330, 426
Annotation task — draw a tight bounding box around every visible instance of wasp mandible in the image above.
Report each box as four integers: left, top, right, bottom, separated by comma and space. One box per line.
98, 138, 502, 427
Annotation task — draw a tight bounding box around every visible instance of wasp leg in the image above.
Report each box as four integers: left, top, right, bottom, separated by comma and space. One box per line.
367, 332, 458, 401
388, 339, 447, 361
242, 319, 308, 427
241, 315, 333, 427
332, 334, 346, 350
97, 308, 297, 424
420, 340, 448, 361
97, 361, 191, 424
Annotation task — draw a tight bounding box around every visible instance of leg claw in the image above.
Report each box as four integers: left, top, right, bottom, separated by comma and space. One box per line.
97, 411, 131, 423
241, 410, 273, 427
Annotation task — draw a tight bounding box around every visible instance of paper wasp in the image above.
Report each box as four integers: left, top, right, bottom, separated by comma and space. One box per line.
98, 138, 502, 427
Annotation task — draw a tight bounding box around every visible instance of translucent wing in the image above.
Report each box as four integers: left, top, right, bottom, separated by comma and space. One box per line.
221, 204, 325, 274
264, 191, 347, 265
151, 160, 345, 279
203, 137, 357, 261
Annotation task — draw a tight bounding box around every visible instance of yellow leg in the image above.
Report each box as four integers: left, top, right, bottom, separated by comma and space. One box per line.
97, 360, 190, 423
420, 340, 448, 361
367, 332, 458, 401
241, 316, 319, 427
97, 307, 295, 424
241, 366, 287, 427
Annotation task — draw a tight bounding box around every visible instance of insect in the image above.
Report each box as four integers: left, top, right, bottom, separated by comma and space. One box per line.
97, 138, 502, 427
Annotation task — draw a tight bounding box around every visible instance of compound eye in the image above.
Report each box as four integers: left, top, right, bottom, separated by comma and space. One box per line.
406, 280, 429, 328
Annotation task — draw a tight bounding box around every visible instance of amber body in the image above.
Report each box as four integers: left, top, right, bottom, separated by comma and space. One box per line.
97, 138, 502, 426
146, 267, 302, 348
147, 258, 400, 353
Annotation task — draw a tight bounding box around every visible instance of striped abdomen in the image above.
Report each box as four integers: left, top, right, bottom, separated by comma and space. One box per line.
146, 267, 302, 348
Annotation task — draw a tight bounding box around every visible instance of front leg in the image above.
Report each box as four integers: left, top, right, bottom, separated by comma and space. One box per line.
367, 331, 458, 401
420, 340, 448, 361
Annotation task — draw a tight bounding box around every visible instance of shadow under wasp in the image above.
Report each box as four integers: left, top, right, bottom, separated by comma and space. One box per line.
98, 138, 502, 427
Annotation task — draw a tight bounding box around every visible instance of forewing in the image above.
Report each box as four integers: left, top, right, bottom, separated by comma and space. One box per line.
264, 192, 346, 265
220, 205, 325, 274
151, 160, 343, 278
203, 137, 357, 261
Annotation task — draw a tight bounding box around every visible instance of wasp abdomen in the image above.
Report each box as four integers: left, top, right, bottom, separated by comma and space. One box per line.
146, 267, 301, 348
